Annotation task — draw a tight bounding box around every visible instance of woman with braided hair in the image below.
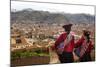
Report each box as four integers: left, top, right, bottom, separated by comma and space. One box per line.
75, 30, 94, 62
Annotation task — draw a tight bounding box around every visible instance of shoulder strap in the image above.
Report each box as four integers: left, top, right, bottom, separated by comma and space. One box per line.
63, 33, 73, 47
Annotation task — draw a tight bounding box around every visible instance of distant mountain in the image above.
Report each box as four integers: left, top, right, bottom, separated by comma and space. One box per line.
11, 9, 95, 24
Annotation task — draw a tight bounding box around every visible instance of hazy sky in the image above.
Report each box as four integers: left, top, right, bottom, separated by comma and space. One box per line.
11, 1, 95, 15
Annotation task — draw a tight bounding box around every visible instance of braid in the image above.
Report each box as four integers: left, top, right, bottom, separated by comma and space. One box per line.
87, 35, 90, 43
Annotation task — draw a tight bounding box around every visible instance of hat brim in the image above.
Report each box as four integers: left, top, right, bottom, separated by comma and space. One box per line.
62, 24, 72, 29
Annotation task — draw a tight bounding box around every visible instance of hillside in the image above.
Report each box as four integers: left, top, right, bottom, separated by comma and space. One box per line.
11, 9, 95, 24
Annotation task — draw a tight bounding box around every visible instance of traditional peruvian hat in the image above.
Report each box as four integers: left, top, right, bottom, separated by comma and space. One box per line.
62, 23, 73, 30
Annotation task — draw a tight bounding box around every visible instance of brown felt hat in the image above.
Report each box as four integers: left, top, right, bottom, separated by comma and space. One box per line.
62, 24, 73, 30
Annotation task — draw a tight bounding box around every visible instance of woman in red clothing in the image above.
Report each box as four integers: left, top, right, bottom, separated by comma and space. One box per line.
75, 30, 94, 62
54, 24, 75, 63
